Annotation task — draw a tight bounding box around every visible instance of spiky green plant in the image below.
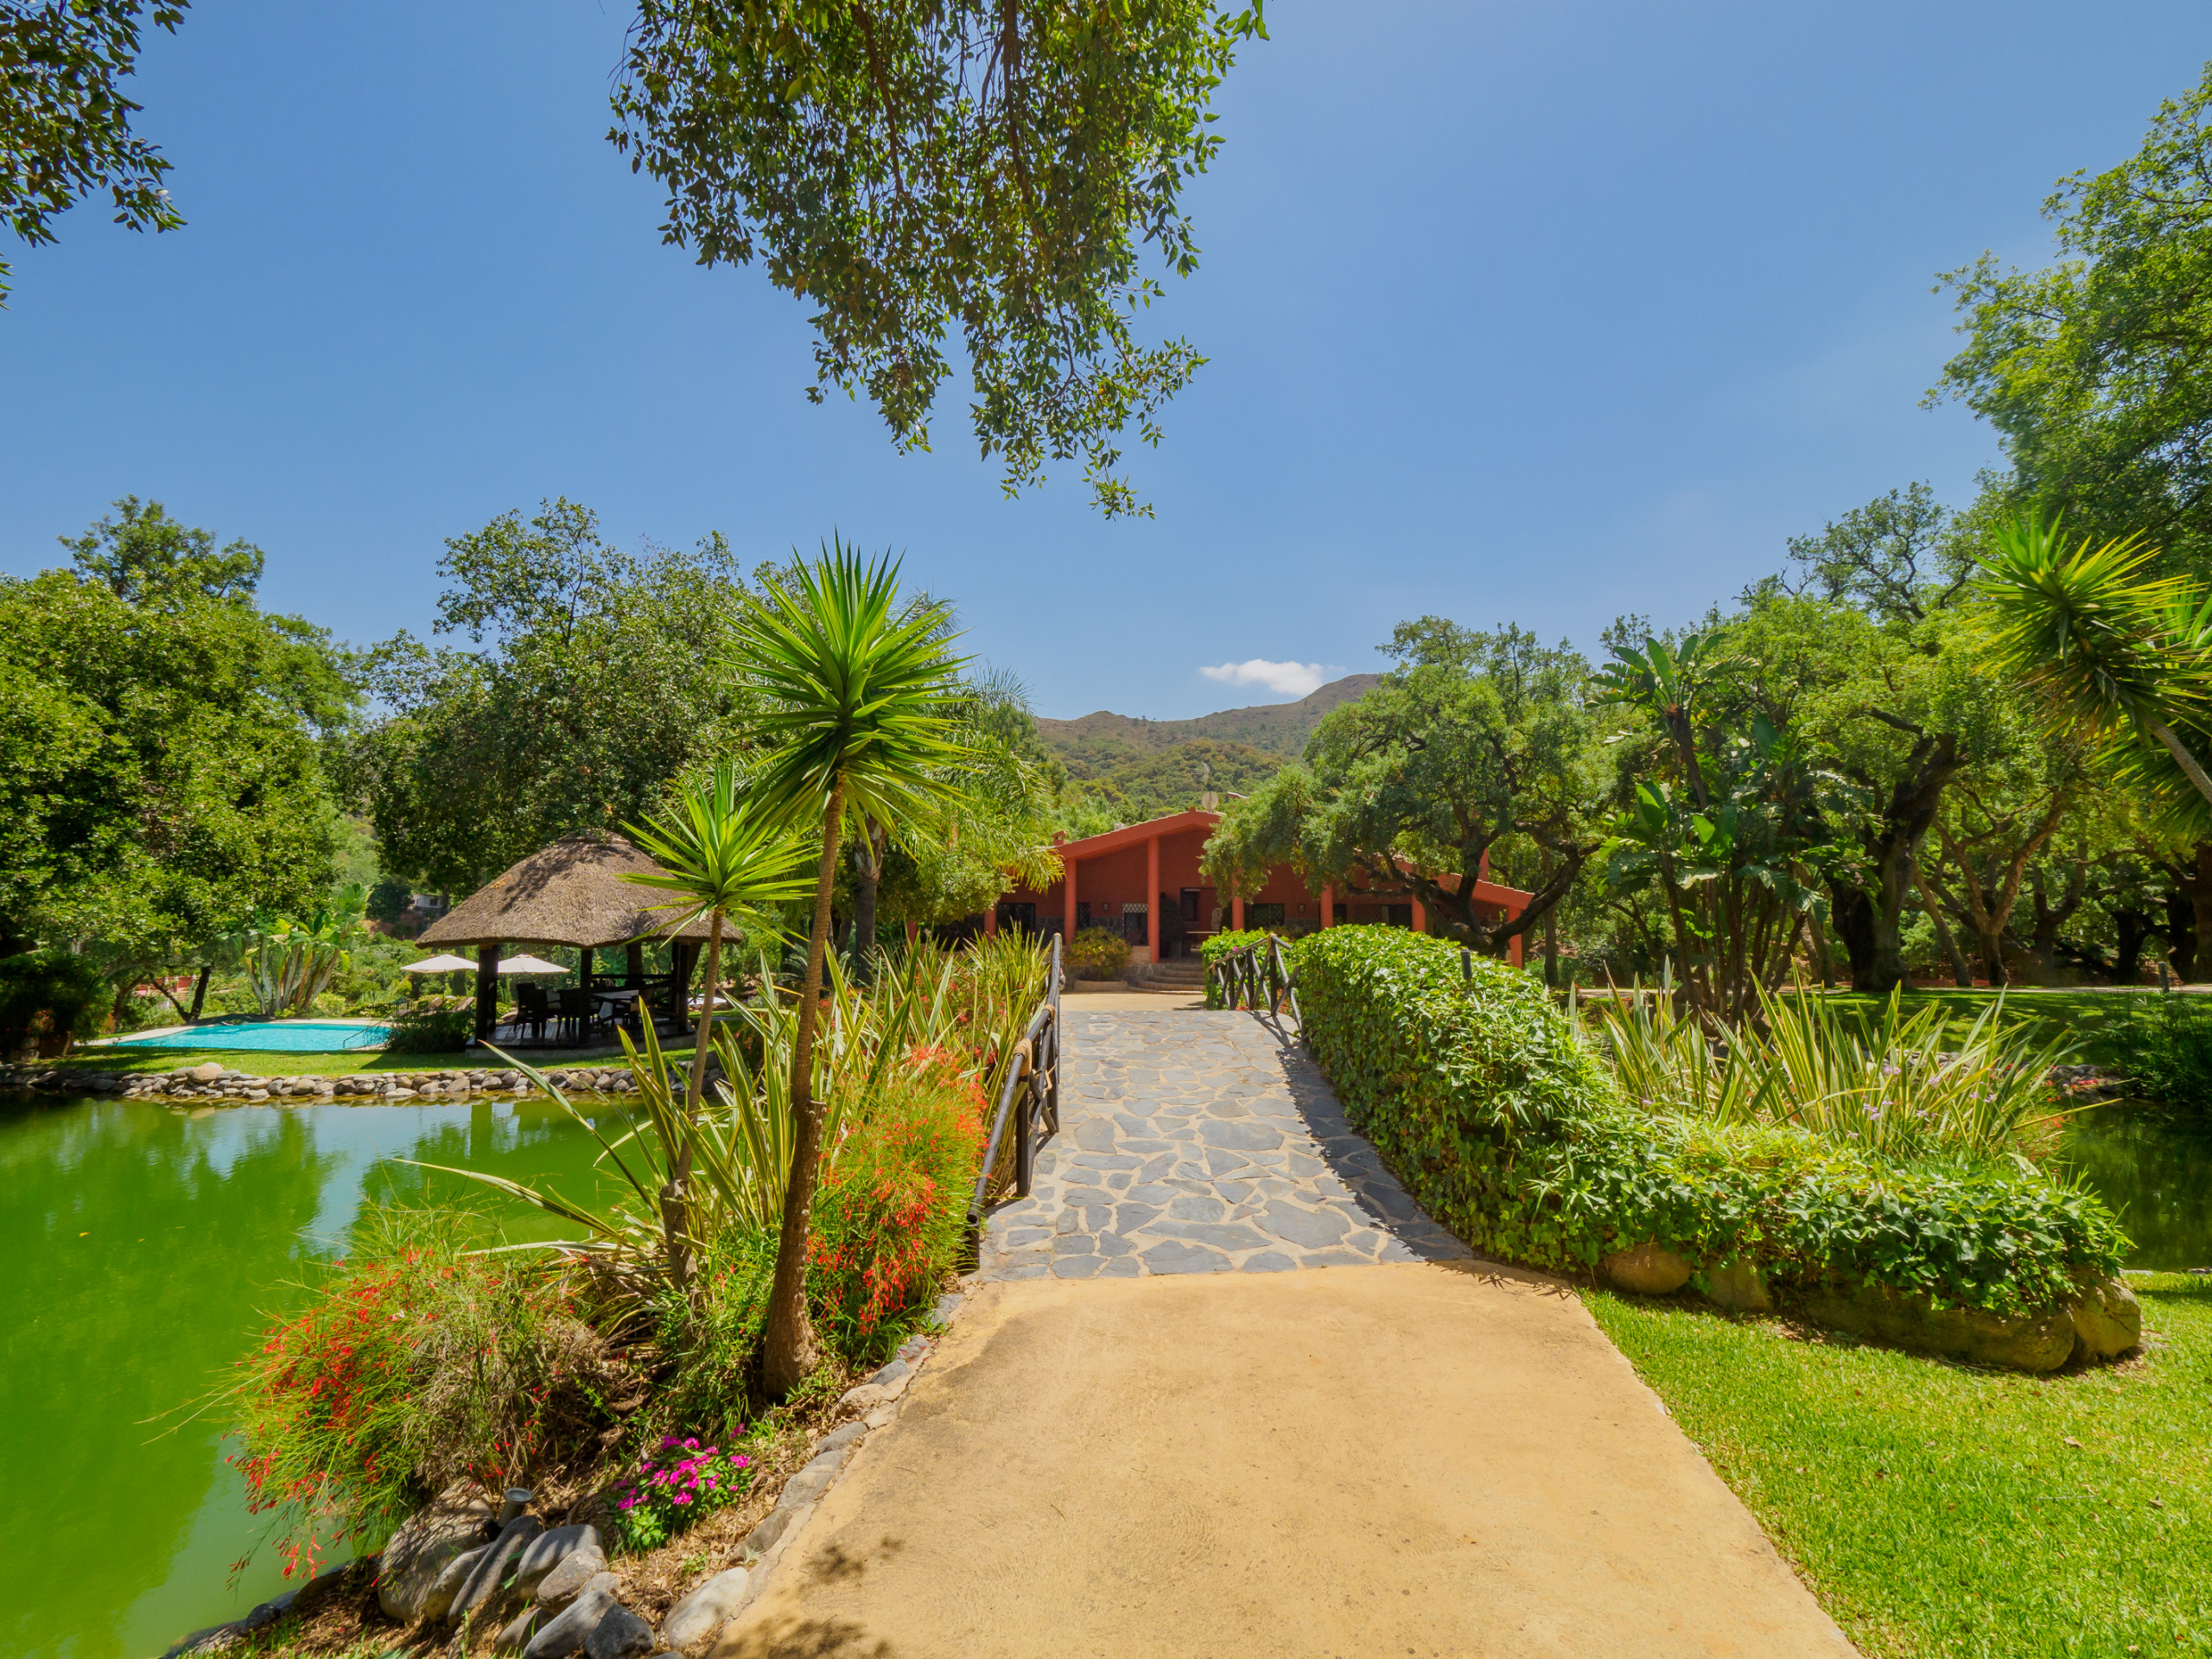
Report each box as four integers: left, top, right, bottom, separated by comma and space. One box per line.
735, 539, 970, 1397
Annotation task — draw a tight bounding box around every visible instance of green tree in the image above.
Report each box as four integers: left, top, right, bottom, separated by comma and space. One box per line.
609, 1, 1265, 518
2, 0, 186, 302
737, 542, 967, 1398
0, 502, 349, 983
351, 499, 755, 895
1934, 60, 2212, 568
623, 763, 811, 1294
1202, 620, 1604, 955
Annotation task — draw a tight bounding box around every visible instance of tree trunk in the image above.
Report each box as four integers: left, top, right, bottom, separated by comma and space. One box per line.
763, 779, 847, 1400
2145, 714, 2212, 809
1827, 882, 1875, 988
1914, 867, 1975, 988
2164, 886, 2197, 982
2113, 907, 2157, 985
2029, 855, 2086, 970
2185, 843, 2212, 986
1808, 909, 1835, 989
1840, 730, 1962, 994
188, 964, 210, 1023
664, 910, 725, 1298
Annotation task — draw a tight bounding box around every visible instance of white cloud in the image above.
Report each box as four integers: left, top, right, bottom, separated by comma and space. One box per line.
1198, 658, 1339, 699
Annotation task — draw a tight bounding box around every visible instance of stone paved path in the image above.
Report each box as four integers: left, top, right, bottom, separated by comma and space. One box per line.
976, 1008, 1472, 1280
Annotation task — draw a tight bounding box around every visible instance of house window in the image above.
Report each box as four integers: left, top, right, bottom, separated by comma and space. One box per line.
1248, 903, 1286, 927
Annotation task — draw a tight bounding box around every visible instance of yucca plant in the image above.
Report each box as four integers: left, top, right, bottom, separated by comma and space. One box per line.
620, 762, 813, 1294
1592, 982, 2083, 1160
736, 539, 970, 1397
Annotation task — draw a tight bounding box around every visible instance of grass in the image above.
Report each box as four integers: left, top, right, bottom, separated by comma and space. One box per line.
1815, 988, 2170, 1066
1586, 1274, 2212, 1657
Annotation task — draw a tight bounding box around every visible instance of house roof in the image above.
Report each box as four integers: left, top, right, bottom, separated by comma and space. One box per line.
1054, 808, 1222, 861
417, 829, 716, 950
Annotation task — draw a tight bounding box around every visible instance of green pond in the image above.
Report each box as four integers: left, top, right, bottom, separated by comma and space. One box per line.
1, 1092, 627, 1659
5, 1090, 2208, 1659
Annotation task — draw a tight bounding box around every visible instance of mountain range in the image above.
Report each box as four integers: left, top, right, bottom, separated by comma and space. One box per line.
1033, 675, 1378, 822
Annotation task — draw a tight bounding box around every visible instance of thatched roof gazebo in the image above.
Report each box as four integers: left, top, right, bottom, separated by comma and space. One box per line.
419, 829, 712, 1039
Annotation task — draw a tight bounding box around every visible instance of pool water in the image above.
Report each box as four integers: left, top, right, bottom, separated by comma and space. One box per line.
107, 1020, 391, 1052
0, 1091, 625, 1659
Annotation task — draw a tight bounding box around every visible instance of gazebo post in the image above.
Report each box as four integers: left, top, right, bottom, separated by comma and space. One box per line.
626, 942, 645, 987
474, 943, 500, 1040
580, 946, 594, 996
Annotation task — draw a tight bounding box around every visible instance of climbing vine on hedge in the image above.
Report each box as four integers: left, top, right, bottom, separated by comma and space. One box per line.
1293, 928, 2126, 1315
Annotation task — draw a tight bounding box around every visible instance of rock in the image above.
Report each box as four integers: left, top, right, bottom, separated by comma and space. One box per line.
817, 1421, 868, 1457
1601, 1241, 1693, 1295
777, 1445, 851, 1510
162, 1620, 247, 1655
863, 1357, 912, 1389
418, 1544, 490, 1622
1803, 1280, 2076, 1372
515, 1523, 601, 1594
1703, 1258, 1770, 1313
584, 1602, 656, 1659
190, 1061, 225, 1082
452, 1513, 542, 1621
534, 1544, 609, 1609
740, 1503, 810, 1559
378, 1484, 495, 1621
838, 1381, 893, 1413
499, 1486, 536, 1524
2068, 1271, 2143, 1360
495, 1607, 541, 1653
661, 1567, 753, 1648
522, 1573, 619, 1659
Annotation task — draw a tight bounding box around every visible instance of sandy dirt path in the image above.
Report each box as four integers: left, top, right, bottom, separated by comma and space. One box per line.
709, 1262, 1856, 1659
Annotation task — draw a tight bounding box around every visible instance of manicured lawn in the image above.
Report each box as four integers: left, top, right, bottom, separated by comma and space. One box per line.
1816, 988, 2170, 1065
1586, 1275, 2212, 1657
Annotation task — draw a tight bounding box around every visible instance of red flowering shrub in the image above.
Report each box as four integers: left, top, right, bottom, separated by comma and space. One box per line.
226, 1209, 609, 1580
807, 1046, 987, 1364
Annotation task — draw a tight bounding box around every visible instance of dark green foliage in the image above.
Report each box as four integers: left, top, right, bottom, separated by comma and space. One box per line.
382, 999, 474, 1054
363, 874, 411, 926
1065, 926, 1130, 981
0, 949, 111, 1051
1294, 927, 2126, 1315
2108, 994, 2212, 1120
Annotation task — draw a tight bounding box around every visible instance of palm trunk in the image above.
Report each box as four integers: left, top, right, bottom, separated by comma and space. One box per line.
763, 779, 846, 1399
664, 906, 724, 1295
2146, 715, 2212, 809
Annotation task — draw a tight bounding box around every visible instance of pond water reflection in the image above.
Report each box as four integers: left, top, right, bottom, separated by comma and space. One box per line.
0, 1093, 623, 1659
2063, 1105, 2212, 1272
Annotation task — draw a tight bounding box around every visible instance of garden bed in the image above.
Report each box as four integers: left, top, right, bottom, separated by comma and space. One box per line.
1292, 928, 2136, 1371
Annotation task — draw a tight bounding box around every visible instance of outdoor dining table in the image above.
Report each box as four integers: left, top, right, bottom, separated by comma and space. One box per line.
595, 988, 644, 1035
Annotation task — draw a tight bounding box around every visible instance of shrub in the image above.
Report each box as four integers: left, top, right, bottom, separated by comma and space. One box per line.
1065, 925, 1131, 982
2107, 993, 2212, 1120
808, 1046, 986, 1365
227, 1208, 612, 1579
384, 997, 474, 1053
0, 949, 111, 1056
1293, 927, 2126, 1316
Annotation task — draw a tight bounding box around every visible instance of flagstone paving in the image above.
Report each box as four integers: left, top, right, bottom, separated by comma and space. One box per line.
976, 1007, 1473, 1280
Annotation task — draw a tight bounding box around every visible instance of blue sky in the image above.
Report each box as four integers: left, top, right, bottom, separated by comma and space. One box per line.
4, 2, 2209, 719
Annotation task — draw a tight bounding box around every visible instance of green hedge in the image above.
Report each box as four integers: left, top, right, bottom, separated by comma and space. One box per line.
1293, 928, 2125, 1316
0, 950, 111, 1054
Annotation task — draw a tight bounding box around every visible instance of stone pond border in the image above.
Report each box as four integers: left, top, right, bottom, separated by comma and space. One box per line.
3, 1059, 679, 1103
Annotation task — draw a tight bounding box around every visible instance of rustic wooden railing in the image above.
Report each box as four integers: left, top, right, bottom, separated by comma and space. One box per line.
963, 934, 1063, 1261
1206, 934, 1301, 1025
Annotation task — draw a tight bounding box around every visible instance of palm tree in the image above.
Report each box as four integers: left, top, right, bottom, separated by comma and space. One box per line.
1974, 513, 2212, 809
738, 539, 969, 1397
623, 761, 812, 1294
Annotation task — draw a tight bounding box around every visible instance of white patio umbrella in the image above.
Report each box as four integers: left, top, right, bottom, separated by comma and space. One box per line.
497, 955, 569, 976
404, 953, 478, 973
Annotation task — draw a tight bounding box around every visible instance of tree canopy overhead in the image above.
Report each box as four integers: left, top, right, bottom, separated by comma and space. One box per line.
1, 0, 187, 302
610, 0, 1265, 517
1936, 60, 2212, 569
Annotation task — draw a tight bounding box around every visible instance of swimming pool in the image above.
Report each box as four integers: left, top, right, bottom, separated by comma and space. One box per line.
107, 1020, 391, 1052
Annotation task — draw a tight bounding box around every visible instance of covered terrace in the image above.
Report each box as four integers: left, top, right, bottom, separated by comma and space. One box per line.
994, 809, 1533, 966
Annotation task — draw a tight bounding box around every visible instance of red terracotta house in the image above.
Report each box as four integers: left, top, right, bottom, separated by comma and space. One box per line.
987, 809, 1533, 967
